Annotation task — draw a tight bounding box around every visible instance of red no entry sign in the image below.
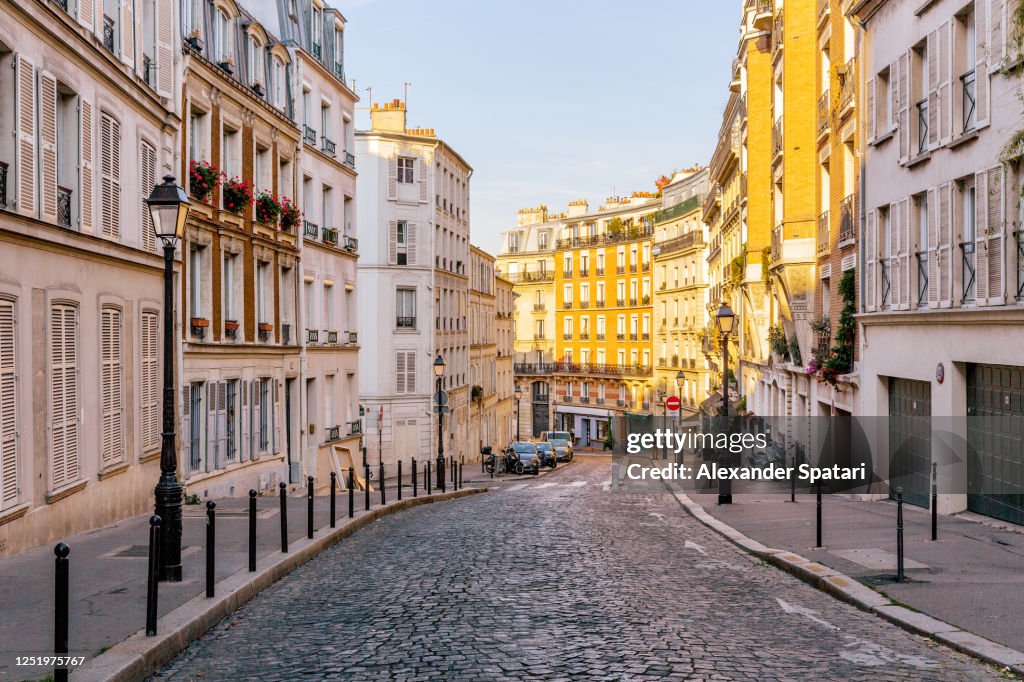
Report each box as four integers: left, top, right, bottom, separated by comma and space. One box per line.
665, 396, 680, 412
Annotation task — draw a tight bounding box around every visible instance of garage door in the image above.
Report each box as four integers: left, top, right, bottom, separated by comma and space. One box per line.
967, 364, 1024, 525
888, 378, 931, 508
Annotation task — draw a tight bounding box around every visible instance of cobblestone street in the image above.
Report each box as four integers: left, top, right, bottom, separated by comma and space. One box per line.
156, 457, 1004, 681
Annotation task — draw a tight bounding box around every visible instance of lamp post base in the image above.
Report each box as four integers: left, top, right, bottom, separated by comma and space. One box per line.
717, 493, 733, 505
155, 477, 184, 582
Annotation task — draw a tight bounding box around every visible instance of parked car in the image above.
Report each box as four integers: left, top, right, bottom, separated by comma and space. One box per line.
545, 431, 574, 461
507, 442, 540, 475
535, 442, 557, 469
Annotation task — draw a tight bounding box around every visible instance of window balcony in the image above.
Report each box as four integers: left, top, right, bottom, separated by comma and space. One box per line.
579, 396, 590, 404
616, 399, 626, 407
325, 425, 340, 442
817, 211, 830, 256
327, 330, 339, 344
961, 70, 977, 133
579, 332, 590, 341
596, 333, 606, 341
629, 264, 638, 274
629, 298, 638, 306
817, 90, 830, 137
344, 151, 356, 169
772, 116, 784, 160
595, 268, 605, 276
563, 270, 573, 278
534, 333, 546, 341
142, 54, 153, 87
304, 220, 319, 239
334, 61, 345, 81
343, 235, 358, 252
616, 333, 625, 341
838, 195, 856, 245
57, 186, 72, 229
307, 328, 319, 344
0, 162, 8, 208
579, 301, 590, 309
562, 333, 573, 341
322, 226, 339, 245
397, 316, 415, 328
616, 266, 625, 275
321, 136, 337, 156
258, 323, 272, 342
347, 331, 358, 345
753, 0, 773, 29
839, 58, 856, 112
348, 420, 362, 436
629, 333, 638, 341
282, 323, 291, 345
641, 333, 650, 341
311, 42, 322, 60
102, 15, 115, 53
533, 303, 546, 312
303, 125, 317, 145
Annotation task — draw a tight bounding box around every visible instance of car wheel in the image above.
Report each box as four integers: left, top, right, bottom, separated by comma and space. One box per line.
485, 462, 495, 474
515, 462, 524, 475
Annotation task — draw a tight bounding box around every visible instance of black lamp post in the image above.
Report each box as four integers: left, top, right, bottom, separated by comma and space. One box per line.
716, 301, 735, 505
433, 354, 446, 492
146, 175, 191, 581
675, 370, 685, 459
514, 385, 522, 441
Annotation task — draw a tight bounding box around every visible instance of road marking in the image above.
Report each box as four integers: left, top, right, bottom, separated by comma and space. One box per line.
648, 512, 666, 523
505, 483, 528, 492
684, 540, 707, 556
838, 637, 938, 669
776, 598, 839, 631
601, 479, 612, 491
564, 481, 587, 487
536, 482, 560, 489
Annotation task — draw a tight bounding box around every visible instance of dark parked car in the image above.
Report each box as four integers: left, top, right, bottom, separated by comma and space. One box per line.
535, 442, 557, 468
507, 442, 540, 475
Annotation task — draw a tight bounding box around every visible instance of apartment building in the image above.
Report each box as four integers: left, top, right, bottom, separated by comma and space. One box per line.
853, 0, 1024, 523
496, 206, 558, 438
469, 246, 500, 456
178, 0, 305, 496
356, 101, 473, 468
653, 168, 711, 414
0, 0, 179, 554
248, 0, 363, 482
495, 275, 516, 447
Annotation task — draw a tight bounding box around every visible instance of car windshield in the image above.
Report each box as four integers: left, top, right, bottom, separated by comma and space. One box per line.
518, 452, 537, 461
548, 432, 571, 441
511, 443, 536, 454
550, 439, 569, 447
535, 443, 552, 452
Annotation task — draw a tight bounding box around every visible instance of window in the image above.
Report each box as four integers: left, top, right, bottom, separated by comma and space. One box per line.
271, 57, 285, 109
396, 220, 409, 265
538, 231, 548, 249
397, 157, 415, 184
256, 261, 270, 324
258, 378, 270, 451
563, 284, 572, 305
222, 125, 240, 181
189, 108, 208, 163
397, 288, 416, 328
100, 306, 124, 467
225, 379, 238, 461
214, 9, 232, 64
323, 283, 334, 331
254, 145, 271, 193
50, 304, 79, 489
140, 140, 157, 251
185, 382, 204, 472
99, 113, 121, 240
395, 350, 416, 394
248, 34, 263, 87
140, 311, 159, 453
189, 245, 204, 318
1, 299, 19, 509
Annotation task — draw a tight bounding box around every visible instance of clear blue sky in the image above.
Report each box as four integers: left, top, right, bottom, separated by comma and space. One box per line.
343, 0, 740, 255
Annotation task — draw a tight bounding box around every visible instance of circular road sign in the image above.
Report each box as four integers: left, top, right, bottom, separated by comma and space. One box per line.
665, 396, 681, 413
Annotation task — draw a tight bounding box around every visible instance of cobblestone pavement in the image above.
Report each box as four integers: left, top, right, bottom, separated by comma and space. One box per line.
156, 457, 1005, 681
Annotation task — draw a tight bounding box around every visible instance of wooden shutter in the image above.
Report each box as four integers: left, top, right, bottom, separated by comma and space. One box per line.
15, 55, 36, 217
181, 383, 190, 469
388, 220, 398, 264
100, 307, 124, 467
386, 156, 397, 199
989, 0, 1005, 67
975, 170, 989, 304
141, 141, 156, 252
240, 379, 249, 462
253, 378, 262, 455
120, 0, 136, 68
140, 311, 159, 452
78, 0, 94, 31
418, 157, 428, 202
865, 77, 875, 143
897, 53, 909, 164
155, 0, 174, 98
39, 71, 59, 224
273, 379, 281, 454
0, 300, 18, 508
899, 199, 911, 309
215, 382, 227, 469
204, 382, 216, 471
80, 101, 94, 233
865, 210, 877, 312
405, 351, 416, 393
100, 113, 121, 239
395, 351, 406, 393
975, 1, 991, 129
407, 222, 417, 265
926, 31, 939, 150
937, 183, 953, 307
939, 21, 952, 145
927, 188, 939, 307
986, 165, 1005, 305
50, 304, 79, 489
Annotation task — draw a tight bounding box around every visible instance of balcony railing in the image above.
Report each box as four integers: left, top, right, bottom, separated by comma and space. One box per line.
102, 15, 115, 53
629, 264, 638, 274
321, 137, 336, 156
817, 90, 830, 136
840, 58, 856, 110
397, 316, 415, 328
616, 399, 626, 407
629, 298, 638, 306
616, 333, 625, 341
513, 362, 653, 378
641, 261, 651, 272
532, 303, 546, 312
564, 302, 573, 310
770, 225, 783, 264
817, 211, 830, 256
1016, 231, 1024, 299
57, 186, 72, 228
0, 162, 8, 208
343, 235, 358, 252
562, 333, 573, 341
504, 271, 553, 283
304, 220, 319, 239
960, 242, 976, 303
322, 226, 339, 245
322, 330, 335, 344
326, 425, 340, 442
839, 194, 855, 244
579, 301, 590, 309
961, 70, 977, 133
654, 231, 704, 256
334, 62, 345, 81
307, 329, 319, 344
579, 332, 590, 341
814, 330, 831, 360
629, 333, 638, 341
534, 333, 546, 341
772, 116, 783, 159
142, 54, 153, 86
344, 151, 356, 169
347, 331, 358, 344
641, 333, 650, 341
595, 267, 605, 276
596, 299, 605, 308
916, 252, 929, 307
303, 125, 317, 145
917, 99, 929, 154
348, 420, 362, 436
311, 42, 322, 60
282, 324, 291, 345
555, 226, 654, 251
596, 333, 606, 341
880, 259, 892, 309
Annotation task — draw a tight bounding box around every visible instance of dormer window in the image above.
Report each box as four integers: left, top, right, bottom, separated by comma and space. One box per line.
214, 8, 232, 64
248, 35, 264, 88
271, 56, 285, 108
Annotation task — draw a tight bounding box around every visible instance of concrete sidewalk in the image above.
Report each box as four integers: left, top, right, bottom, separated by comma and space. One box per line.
0, 478, 478, 682
683, 486, 1024, 657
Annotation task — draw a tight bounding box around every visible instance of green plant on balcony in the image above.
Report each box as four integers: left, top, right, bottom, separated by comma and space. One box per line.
809, 314, 830, 333
188, 159, 220, 203
607, 217, 625, 237
471, 384, 484, 402
603, 418, 615, 451
279, 196, 302, 232
761, 247, 771, 281
788, 335, 802, 366
729, 254, 744, 286
222, 176, 253, 214
818, 269, 856, 386
254, 191, 282, 225
768, 323, 789, 359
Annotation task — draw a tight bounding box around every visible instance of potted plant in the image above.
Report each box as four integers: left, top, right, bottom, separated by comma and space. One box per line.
788, 335, 802, 366
224, 319, 239, 339
279, 196, 301, 232
188, 160, 220, 203
222, 176, 253, 215
185, 29, 203, 51
251, 80, 265, 96
768, 323, 789, 362
258, 322, 273, 332
218, 54, 235, 74
190, 317, 209, 339
254, 191, 282, 226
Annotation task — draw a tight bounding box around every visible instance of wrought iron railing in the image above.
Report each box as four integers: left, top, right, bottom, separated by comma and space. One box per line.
327, 330, 339, 344
303, 125, 317, 145
961, 242, 976, 303
916, 251, 929, 307
0, 162, 8, 208
917, 99, 929, 154
321, 137, 336, 156
564, 302, 573, 310
532, 303, 546, 311
344, 151, 356, 169
503, 271, 553, 283
57, 186, 72, 228
562, 270, 573, 279
817, 90, 830, 136
579, 268, 589, 277
397, 316, 415, 328
595, 267, 605, 276
304, 220, 319, 238
596, 333, 606, 341
343, 235, 358, 251
839, 58, 856, 110
311, 43, 322, 60
555, 227, 654, 250
102, 15, 115, 53
616, 266, 626, 274
814, 330, 831, 359
772, 116, 783, 159
513, 362, 653, 378
334, 62, 345, 81
596, 299, 605, 308
347, 331, 358, 344
817, 211, 830, 255
348, 420, 362, 436
961, 70, 976, 133
839, 194, 855, 244
880, 259, 892, 309
322, 226, 339, 245
307, 328, 319, 343
326, 425, 340, 442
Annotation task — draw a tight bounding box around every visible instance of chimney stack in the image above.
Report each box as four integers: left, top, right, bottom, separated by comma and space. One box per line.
370, 99, 407, 133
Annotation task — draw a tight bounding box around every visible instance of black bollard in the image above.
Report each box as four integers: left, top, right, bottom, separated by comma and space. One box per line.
412, 457, 418, 497
54, 543, 70, 682
248, 490, 257, 572
397, 460, 403, 501
380, 462, 386, 506
897, 487, 905, 582
364, 464, 370, 511
348, 467, 355, 519
279, 482, 289, 554
307, 476, 315, 539
451, 456, 456, 484
931, 461, 938, 542
459, 462, 463, 489
815, 481, 823, 548
145, 516, 160, 636
205, 501, 216, 598
426, 461, 432, 494
330, 472, 337, 528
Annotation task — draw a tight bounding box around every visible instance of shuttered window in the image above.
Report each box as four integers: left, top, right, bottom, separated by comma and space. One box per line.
100, 113, 121, 240
140, 311, 160, 453
258, 378, 270, 451
395, 350, 416, 394
80, 100, 94, 232
140, 140, 157, 252
15, 54, 36, 217
50, 304, 79, 489
100, 306, 124, 467
0, 300, 18, 509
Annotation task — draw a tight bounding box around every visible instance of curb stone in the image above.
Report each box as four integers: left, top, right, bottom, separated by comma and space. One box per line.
70, 488, 485, 682
668, 489, 1024, 678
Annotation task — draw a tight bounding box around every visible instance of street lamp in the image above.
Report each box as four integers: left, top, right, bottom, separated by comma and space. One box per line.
675, 370, 685, 461
433, 354, 446, 492
146, 175, 191, 581
514, 385, 522, 441
715, 301, 735, 505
